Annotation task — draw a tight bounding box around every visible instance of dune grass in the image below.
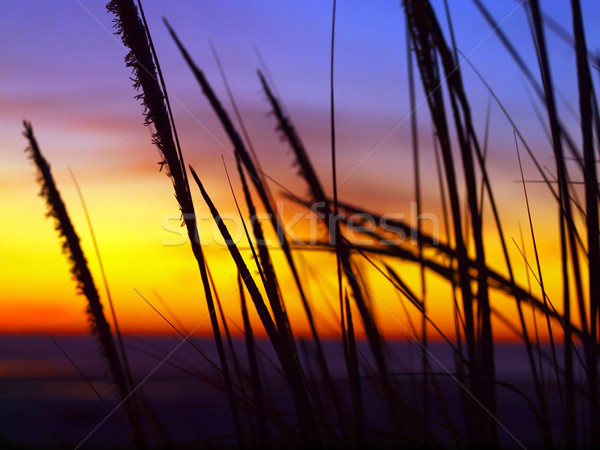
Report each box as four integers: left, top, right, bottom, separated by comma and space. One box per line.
23, 121, 146, 448
22, 0, 600, 447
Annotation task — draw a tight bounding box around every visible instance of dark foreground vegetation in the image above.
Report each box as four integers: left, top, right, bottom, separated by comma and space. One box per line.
16, 0, 600, 447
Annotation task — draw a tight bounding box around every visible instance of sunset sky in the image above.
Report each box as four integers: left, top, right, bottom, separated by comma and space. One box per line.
1, 0, 598, 338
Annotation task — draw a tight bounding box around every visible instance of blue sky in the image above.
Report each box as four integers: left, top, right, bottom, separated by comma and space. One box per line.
1, 1, 598, 176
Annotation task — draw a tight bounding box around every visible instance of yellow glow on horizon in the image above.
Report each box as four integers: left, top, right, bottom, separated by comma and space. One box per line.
0, 139, 577, 344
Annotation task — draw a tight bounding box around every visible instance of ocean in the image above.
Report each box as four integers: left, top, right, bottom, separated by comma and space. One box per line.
0, 335, 572, 448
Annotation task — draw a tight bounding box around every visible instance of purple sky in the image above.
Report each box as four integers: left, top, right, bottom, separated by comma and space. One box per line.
2, 0, 598, 184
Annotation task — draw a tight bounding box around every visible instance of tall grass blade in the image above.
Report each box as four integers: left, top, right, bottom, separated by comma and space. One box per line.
189, 165, 322, 446
68, 169, 139, 413
164, 18, 309, 360
343, 289, 365, 446
403, 9, 479, 431
406, 22, 430, 439
258, 72, 413, 442
23, 121, 146, 448
571, 0, 600, 441
105, 2, 244, 445
238, 274, 271, 448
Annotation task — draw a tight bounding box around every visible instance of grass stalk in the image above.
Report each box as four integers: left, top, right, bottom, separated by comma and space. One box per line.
105, 1, 244, 445
68, 169, 140, 414
342, 289, 366, 446
238, 274, 271, 448
570, 0, 600, 442
403, 8, 478, 421
189, 166, 322, 446
406, 19, 430, 439
526, 1, 590, 433
23, 122, 146, 448
164, 28, 334, 406
258, 72, 413, 442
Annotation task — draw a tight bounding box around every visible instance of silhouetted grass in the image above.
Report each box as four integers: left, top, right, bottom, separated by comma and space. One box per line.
22, 0, 600, 447
23, 121, 145, 448
106, 0, 244, 445
190, 166, 322, 446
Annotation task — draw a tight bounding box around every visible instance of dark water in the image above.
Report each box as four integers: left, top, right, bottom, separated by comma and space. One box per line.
0, 335, 574, 448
